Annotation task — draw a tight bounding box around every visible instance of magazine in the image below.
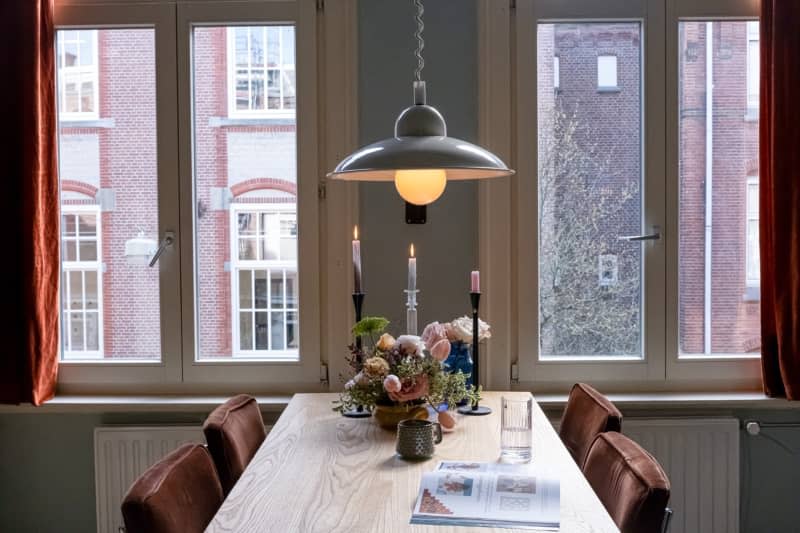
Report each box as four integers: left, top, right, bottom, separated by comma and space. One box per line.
410, 461, 560, 530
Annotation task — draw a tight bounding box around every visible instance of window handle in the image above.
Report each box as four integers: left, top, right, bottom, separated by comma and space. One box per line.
618, 226, 661, 242
148, 232, 175, 267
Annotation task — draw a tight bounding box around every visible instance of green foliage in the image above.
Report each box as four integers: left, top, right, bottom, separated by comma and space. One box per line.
351, 316, 389, 339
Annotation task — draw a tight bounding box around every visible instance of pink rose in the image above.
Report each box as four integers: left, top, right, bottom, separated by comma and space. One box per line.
388, 374, 430, 402
383, 374, 402, 393
430, 338, 451, 361
421, 322, 448, 348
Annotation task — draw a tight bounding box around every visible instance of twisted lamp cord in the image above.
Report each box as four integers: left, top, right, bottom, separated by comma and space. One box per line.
413, 0, 425, 81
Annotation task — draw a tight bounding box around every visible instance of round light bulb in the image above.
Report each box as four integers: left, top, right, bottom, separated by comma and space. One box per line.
394, 169, 447, 205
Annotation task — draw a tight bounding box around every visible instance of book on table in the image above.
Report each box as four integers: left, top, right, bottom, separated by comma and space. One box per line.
410, 461, 560, 530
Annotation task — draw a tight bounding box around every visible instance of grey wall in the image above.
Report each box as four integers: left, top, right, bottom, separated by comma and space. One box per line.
358, 0, 478, 332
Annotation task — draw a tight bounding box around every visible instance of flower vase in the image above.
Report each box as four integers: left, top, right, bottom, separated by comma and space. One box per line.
373, 403, 429, 430
444, 341, 473, 388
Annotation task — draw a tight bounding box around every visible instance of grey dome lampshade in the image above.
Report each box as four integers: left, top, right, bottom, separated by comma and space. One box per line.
327, 81, 515, 182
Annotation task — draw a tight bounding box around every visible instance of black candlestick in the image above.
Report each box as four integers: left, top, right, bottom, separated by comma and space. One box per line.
343, 292, 371, 418
458, 292, 492, 415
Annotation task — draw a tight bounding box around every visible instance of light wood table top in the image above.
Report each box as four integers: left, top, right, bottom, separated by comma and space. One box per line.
206, 392, 619, 533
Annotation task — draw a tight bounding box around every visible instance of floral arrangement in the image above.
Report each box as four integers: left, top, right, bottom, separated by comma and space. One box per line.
334, 317, 477, 414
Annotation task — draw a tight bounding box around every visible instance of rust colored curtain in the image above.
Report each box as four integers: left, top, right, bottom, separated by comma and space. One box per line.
760, 0, 800, 399
0, 0, 59, 405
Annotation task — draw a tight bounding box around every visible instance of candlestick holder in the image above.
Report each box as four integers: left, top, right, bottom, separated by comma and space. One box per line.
343, 291, 371, 418
404, 289, 419, 336
458, 292, 492, 416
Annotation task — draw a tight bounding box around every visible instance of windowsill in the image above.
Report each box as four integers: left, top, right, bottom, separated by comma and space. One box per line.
0, 394, 292, 414
209, 116, 296, 128
743, 285, 761, 301
596, 86, 621, 93
59, 117, 115, 129
1, 391, 796, 414
743, 107, 759, 122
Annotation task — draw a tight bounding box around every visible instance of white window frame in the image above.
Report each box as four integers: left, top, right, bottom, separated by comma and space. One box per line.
478, 0, 761, 393
746, 20, 759, 112
229, 203, 299, 359
54, 0, 358, 395
226, 25, 296, 119
61, 204, 104, 360
57, 29, 100, 121
597, 54, 618, 89
745, 176, 759, 288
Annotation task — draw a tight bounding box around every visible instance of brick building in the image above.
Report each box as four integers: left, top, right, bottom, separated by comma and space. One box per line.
57, 26, 298, 360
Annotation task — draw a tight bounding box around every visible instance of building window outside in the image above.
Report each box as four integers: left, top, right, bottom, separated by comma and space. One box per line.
553, 56, 560, 89
597, 54, 618, 89
62, 207, 103, 359
746, 176, 760, 288
746, 21, 759, 112
57, 30, 99, 121
227, 26, 296, 118
231, 205, 299, 357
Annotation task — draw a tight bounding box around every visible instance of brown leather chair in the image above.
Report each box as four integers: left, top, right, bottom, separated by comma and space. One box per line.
584, 432, 672, 533
203, 394, 267, 495
559, 383, 623, 468
121, 443, 224, 533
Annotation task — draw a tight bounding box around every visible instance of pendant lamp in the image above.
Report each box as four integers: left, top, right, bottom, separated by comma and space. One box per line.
327, 0, 514, 206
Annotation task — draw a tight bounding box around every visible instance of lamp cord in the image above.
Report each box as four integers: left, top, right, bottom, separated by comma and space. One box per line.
413, 0, 425, 82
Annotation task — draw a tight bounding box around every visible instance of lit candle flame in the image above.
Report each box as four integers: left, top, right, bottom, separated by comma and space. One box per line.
353, 225, 359, 240
410, 243, 415, 258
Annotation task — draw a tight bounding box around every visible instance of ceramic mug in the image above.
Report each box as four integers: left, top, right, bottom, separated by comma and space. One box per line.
396, 418, 443, 459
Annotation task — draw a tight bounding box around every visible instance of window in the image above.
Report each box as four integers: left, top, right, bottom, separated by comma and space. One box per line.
54, 2, 354, 391
231, 206, 299, 358
678, 21, 761, 356
227, 26, 296, 118
746, 20, 759, 111
597, 55, 618, 89
746, 177, 760, 288
56, 30, 98, 120
553, 56, 560, 89
479, 0, 761, 390
61, 207, 103, 359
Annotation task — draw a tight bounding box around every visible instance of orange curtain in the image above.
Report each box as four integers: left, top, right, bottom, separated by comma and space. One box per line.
0, 0, 60, 405
760, 0, 800, 399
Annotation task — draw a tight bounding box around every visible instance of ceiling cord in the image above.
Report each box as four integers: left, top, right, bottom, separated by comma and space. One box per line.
413, 0, 425, 82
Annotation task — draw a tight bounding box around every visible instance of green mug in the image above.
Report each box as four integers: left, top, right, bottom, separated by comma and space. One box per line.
396, 418, 443, 460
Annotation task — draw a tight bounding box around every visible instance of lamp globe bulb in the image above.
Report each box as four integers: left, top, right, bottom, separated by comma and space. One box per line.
394, 169, 447, 206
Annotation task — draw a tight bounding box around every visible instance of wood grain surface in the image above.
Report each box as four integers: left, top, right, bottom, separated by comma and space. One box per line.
206, 392, 619, 533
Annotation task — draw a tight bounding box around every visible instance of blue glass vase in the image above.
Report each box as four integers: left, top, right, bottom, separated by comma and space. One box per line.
444, 341, 473, 388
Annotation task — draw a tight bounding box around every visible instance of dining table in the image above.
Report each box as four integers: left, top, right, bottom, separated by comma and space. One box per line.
205, 391, 620, 533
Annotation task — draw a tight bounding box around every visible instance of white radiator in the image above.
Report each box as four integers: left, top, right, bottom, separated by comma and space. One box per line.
622, 418, 740, 533
94, 426, 203, 533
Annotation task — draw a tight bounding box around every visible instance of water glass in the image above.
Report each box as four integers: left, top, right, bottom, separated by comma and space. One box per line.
501, 396, 533, 463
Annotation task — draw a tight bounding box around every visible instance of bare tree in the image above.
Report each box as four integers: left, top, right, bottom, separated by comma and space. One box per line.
537, 106, 641, 356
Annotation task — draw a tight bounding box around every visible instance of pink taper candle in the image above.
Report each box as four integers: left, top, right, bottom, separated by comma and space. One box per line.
470, 270, 480, 293
352, 226, 362, 293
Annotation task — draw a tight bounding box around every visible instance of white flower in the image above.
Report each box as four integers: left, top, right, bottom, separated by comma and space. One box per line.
449, 316, 492, 345
396, 335, 425, 356
344, 379, 355, 390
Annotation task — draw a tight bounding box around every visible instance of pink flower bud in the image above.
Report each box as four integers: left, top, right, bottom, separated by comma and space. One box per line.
383, 374, 402, 393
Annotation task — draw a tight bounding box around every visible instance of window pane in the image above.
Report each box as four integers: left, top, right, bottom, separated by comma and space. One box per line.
537, 23, 643, 357
194, 26, 299, 360
287, 311, 298, 349
597, 55, 618, 88
271, 312, 285, 350
678, 21, 761, 355
57, 28, 161, 361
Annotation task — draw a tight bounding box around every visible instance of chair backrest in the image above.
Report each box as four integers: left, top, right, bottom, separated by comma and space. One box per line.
584, 432, 671, 533
203, 394, 267, 495
121, 443, 224, 533
559, 383, 623, 468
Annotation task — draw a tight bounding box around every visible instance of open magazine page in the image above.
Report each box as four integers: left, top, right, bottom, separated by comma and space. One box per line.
410, 462, 560, 530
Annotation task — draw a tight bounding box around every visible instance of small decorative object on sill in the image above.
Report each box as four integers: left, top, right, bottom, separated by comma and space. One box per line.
334, 316, 475, 430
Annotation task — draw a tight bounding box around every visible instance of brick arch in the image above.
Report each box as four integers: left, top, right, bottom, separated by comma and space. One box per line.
230, 178, 297, 198
745, 158, 759, 176
61, 179, 98, 198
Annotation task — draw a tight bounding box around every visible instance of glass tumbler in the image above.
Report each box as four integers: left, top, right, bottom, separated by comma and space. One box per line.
501, 396, 533, 463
